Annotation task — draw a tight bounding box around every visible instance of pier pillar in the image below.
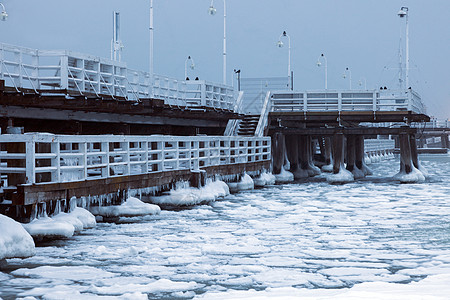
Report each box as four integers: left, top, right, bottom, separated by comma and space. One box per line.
332, 132, 345, 174
285, 135, 299, 173
409, 134, 419, 170
441, 134, 449, 149
345, 135, 356, 172
272, 132, 285, 174
190, 170, 207, 188
324, 137, 332, 165
399, 132, 413, 174
355, 135, 364, 170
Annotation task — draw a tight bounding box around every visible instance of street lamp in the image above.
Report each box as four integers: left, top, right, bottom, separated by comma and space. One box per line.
398, 6, 409, 89
317, 53, 327, 89
185, 56, 195, 80
208, 0, 227, 85
0, 3, 8, 21
277, 31, 291, 90
149, 0, 154, 97
342, 67, 352, 89
234, 69, 241, 91
358, 77, 367, 90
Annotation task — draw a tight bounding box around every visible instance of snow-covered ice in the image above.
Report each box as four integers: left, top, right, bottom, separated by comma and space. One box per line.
150, 180, 229, 206
90, 196, 161, 217
0, 214, 35, 260
274, 167, 294, 183
253, 172, 276, 187
1, 154, 450, 299
227, 174, 254, 193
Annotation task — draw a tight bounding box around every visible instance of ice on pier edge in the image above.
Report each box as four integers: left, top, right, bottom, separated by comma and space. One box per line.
0, 214, 35, 260
150, 179, 230, 205
90, 197, 161, 218
23, 207, 96, 239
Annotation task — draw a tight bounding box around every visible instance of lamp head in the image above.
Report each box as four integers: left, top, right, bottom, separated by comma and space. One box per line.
277, 40, 284, 48
0, 10, 7, 21
190, 63, 195, 70
208, 5, 217, 15
398, 7, 408, 18
342, 74, 347, 79
317, 60, 321, 67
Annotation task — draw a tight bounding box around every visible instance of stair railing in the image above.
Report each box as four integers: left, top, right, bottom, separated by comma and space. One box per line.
224, 91, 244, 136
254, 91, 271, 137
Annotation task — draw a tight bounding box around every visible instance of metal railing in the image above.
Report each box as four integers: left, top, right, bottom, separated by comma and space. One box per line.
0, 43, 237, 111
364, 139, 395, 153
412, 119, 450, 129
254, 92, 272, 137
270, 90, 426, 114
0, 134, 271, 186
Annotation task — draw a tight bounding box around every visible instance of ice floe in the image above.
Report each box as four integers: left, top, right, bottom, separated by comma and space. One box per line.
227, 174, 254, 193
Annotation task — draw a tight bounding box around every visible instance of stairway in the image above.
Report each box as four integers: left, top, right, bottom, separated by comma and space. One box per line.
237, 115, 260, 136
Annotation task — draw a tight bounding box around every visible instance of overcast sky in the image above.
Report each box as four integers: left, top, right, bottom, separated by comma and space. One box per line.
1, 0, 449, 118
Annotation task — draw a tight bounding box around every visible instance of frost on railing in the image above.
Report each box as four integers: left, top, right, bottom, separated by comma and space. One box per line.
0, 43, 238, 112
0, 134, 271, 186
270, 90, 426, 114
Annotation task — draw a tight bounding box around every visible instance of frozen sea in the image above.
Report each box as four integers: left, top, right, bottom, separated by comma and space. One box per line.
1, 154, 450, 299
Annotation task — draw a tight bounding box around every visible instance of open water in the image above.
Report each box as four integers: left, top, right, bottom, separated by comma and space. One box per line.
1, 154, 450, 299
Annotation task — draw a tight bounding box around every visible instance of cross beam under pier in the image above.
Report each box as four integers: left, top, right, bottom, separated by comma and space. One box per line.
276, 127, 417, 136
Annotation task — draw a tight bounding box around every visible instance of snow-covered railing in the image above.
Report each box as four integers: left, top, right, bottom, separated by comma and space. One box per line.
254, 91, 272, 137
411, 119, 450, 129
364, 139, 395, 153
270, 89, 426, 114
0, 43, 237, 111
0, 134, 271, 186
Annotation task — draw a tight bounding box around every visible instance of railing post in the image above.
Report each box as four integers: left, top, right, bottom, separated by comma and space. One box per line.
60, 55, 69, 90
373, 91, 377, 112
407, 90, 412, 111
303, 92, 307, 112
201, 82, 207, 107
25, 140, 36, 184
51, 140, 61, 183
338, 92, 342, 112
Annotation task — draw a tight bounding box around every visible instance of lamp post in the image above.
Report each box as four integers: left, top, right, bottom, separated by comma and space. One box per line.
358, 77, 367, 90
398, 6, 409, 89
342, 67, 352, 90
149, 0, 154, 97
208, 0, 227, 85
185, 56, 195, 80
0, 3, 8, 21
317, 53, 327, 89
277, 31, 291, 90
234, 69, 241, 91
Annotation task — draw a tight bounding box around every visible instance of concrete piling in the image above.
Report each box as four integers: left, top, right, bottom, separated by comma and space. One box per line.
272, 132, 285, 175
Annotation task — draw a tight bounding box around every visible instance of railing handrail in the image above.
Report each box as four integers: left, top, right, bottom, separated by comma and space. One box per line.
255, 91, 271, 137
0, 133, 271, 185
270, 89, 426, 115
0, 42, 238, 112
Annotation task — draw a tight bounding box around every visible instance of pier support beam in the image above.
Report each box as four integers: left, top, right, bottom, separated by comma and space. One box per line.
345, 135, 356, 172
332, 132, 345, 174
399, 133, 413, 174
285, 135, 299, 173
272, 132, 285, 175
441, 134, 449, 149
409, 134, 419, 170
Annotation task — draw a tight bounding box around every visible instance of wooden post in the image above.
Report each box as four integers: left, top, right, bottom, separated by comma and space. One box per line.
285, 135, 299, 172
332, 132, 344, 174
190, 170, 207, 188
298, 135, 309, 170
409, 134, 419, 170
346, 135, 356, 172
355, 135, 364, 170
441, 134, 449, 149
272, 132, 285, 174
324, 137, 332, 165
399, 132, 413, 174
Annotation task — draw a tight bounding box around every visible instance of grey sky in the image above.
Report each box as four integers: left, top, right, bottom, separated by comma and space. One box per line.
1, 0, 449, 118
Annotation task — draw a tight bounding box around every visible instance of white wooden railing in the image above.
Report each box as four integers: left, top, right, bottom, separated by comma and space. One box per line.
0, 43, 236, 111
364, 139, 395, 153
0, 134, 271, 186
271, 90, 426, 115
